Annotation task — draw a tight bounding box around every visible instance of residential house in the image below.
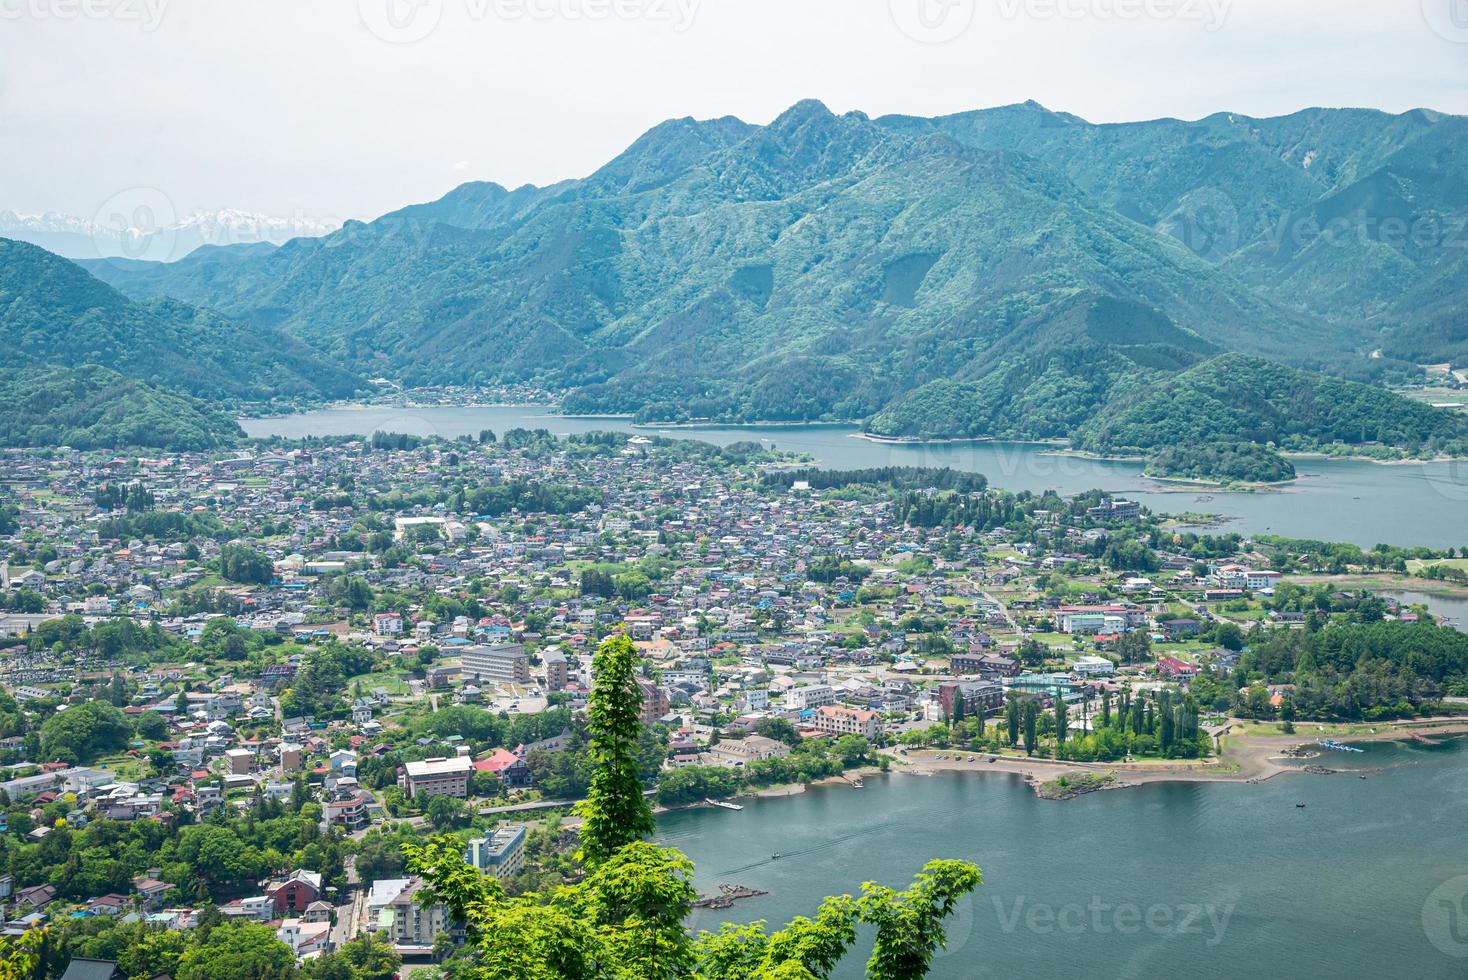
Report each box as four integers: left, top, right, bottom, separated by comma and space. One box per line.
263, 869, 323, 915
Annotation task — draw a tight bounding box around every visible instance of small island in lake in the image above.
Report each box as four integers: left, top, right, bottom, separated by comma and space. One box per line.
1144, 441, 1297, 486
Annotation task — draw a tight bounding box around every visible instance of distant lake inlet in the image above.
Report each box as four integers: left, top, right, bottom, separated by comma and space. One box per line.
241, 406, 1468, 548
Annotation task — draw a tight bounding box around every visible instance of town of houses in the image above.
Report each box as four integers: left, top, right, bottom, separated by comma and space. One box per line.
0, 432, 1436, 967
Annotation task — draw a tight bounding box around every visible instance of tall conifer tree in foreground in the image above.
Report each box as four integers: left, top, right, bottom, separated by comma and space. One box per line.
576, 632, 657, 866
405, 630, 981, 979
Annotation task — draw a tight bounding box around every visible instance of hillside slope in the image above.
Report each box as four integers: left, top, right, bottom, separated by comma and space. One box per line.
0, 365, 243, 451
1, 238, 362, 404
1071, 353, 1468, 455
885, 103, 1467, 363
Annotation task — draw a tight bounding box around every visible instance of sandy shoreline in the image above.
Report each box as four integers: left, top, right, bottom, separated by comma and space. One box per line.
888, 720, 1468, 796
653, 767, 883, 814
744, 767, 882, 799
646, 724, 1467, 821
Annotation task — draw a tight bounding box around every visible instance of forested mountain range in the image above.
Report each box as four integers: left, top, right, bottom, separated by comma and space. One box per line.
0, 238, 364, 450
1, 239, 360, 405
882, 102, 1468, 364
19, 99, 1468, 453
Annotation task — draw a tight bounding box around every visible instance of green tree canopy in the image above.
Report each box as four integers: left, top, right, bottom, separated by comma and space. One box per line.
175, 923, 295, 980
40, 701, 130, 764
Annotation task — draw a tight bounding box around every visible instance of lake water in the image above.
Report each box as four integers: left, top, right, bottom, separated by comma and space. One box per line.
1382, 590, 1468, 631
659, 738, 1468, 979
241, 405, 1468, 548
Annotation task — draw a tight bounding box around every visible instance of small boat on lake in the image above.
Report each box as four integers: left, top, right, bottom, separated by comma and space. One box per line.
1317, 738, 1364, 753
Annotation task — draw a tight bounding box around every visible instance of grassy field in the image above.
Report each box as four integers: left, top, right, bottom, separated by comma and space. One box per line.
1406, 558, 1468, 574
93, 753, 147, 780
1232, 719, 1412, 738
353, 671, 411, 695
1403, 386, 1468, 408
1293, 573, 1468, 600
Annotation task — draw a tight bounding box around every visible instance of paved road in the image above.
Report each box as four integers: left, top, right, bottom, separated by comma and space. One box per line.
331, 890, 364, 948
477, 798, 575, 817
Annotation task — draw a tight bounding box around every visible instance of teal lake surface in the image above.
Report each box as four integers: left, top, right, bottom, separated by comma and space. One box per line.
658, 738, 1468, 979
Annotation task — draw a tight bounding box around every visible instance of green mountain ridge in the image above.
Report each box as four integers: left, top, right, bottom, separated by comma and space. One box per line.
80, 101, 1375, 421
1071, 353, 1468, 455
882, 102, 1468, 361
59, 99, 1468, 466
1, 238, 363, 405
0, 365, 244, 451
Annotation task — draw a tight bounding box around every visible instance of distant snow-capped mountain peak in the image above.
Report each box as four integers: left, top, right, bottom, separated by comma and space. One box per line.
0, 207, 341, 261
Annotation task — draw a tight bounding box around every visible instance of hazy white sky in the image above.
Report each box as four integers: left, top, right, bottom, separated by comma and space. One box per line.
2, 0, 1465, 223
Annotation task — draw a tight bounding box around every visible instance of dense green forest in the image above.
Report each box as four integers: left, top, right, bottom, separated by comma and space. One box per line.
1074, 354, 1468, 456
464, 480, 600, 517
0, 238, 361, 404
1145, 441, 1297, 483
1192, 619, 1468, 720
863, 350, 1466, 470
0, 366, 243, 451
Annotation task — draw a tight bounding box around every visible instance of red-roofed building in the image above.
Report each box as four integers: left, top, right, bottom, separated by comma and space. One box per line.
474, 749, 532, 789
263, 869, 322, 914
1156, 657, 1197, 679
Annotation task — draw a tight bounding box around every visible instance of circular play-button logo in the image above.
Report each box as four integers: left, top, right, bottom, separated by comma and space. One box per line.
359, 0, 443, 44
890, 0, 976, 44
